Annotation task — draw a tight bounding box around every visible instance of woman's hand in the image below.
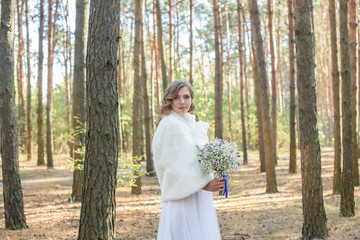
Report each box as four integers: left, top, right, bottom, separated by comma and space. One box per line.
202, 178, 225, 192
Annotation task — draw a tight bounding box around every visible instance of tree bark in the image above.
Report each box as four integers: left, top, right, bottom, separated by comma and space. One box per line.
25, 0, 32, 161
37, 0, 45, 166
349, 0, 359, 186
288, 0, 296, 174
189, 0, 194, 85
142, 5, 154, 177
0, 0, 28, 230
237, 0, 248, 165
267, 0, 278, 165
153, 0, 161, 111
71, 0, 89, 202
249, 0, 277, 193
77, 0, 120, 238
339, 0, 355, 217
213, 0, 223, 139
131, 0, 144, 195
329, 0, 341, 193
16, 0, 26, 153
46, 0, 59, 169
156, 0, 168, 92
168, 0, 173, 83
225, 3, 232, 141
250, 33, 265, 172
294, 0, 328, 237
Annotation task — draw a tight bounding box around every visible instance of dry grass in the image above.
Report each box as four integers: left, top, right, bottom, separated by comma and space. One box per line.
0, 150, 359, 239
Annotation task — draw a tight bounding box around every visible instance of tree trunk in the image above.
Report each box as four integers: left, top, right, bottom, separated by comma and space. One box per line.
77, 0, 120, 238
25, 0, 32, 161
249, 0, 277, 193
288, 0, 296, 174
237, 0, 248, 165
339, 0, 355, 217
189, 0, 194, 85
16, 0, 26, 153
267, 0, 278, 165
71, 0, 89, 202
225, 3, 232, 141
329, 0, 341, 193
142, 7, 154, 177
46, 0, 59, 169
156, 0, 168, 92
294, 0, 328, 238
37, 0, 45, 166
276, 2, 283, 115
64, 0, 72, 160
153, 0, 161, 111
131, 0, 143, 195
213, 0, 223, 139
250, 35, 265, 172
168, 0, 173, 83
0, 0, 28, 230
349, 0, 359, 186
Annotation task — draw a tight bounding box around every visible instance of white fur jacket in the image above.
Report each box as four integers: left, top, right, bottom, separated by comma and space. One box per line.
152, 111, 213, 201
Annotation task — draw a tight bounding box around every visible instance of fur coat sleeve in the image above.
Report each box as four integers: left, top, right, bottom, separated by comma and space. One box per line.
152, 112, 213, 201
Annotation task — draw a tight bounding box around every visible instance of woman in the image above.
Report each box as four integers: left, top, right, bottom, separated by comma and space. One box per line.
152, 80, 224, 240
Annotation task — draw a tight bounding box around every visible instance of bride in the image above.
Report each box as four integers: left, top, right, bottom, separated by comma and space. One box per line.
152, 80, 223, 240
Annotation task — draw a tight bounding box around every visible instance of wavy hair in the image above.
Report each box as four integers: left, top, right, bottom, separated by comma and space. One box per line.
157, 80, 199, 125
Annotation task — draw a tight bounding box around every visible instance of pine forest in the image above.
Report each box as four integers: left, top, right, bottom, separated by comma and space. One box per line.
0, 0, 359, 239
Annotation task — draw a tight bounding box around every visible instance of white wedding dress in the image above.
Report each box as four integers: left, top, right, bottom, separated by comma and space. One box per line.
157, 189, 221, 240
153, 111, 221, 240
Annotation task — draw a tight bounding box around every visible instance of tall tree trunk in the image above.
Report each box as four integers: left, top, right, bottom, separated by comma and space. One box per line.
288, 0, 296, 174
64, 0, 71, 128
64, 0, 73, 160
37, 0, 45, 166
0, 0, 28, 230
46, 0, 59, 168
276, 2, 283, 115
16, 0, 26, 153
237, 0, 248, 165
168, 0, 173, 83
25, 0, 32, 161
71, 0, 89, 202
213, 0, 223, 139
132, 0, 144, 195
249, 0, 277, 193
267, 0, 278, 165
142, 6, 154, 177
46, 0, 54, 168
225, 3, 232, 141
295, 0, 328, 238
153, 0, 161, 110
349, 0, 359, 186
250, 33, 265, 172
156, 0, 168, 92
339, 0, 355, 217
189, 0, 194, 85
329, 0, 341, 193
77, 0, 120, 238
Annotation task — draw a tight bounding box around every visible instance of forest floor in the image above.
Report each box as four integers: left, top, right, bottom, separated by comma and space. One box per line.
0, 148, 359, 240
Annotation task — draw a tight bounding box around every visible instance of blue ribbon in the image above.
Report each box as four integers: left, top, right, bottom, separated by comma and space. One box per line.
222, 173, 229, 198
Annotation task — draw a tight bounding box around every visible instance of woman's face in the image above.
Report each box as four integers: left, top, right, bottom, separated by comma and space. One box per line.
171, 87, 193, 115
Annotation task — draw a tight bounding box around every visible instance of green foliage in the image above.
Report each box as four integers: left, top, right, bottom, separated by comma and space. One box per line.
118, 155, 148, 187
53, 83, 71, 153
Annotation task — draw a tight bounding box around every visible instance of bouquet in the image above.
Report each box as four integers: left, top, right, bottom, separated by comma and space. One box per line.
198, 138, 241, 198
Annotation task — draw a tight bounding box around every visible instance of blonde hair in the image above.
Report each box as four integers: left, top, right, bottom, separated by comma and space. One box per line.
157, 80, 199, 125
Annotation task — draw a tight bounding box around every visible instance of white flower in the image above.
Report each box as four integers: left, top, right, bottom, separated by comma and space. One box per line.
198, 138, 241, 176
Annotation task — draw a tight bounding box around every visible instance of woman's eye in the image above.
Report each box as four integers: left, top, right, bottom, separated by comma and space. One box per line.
185, 96, 190, 99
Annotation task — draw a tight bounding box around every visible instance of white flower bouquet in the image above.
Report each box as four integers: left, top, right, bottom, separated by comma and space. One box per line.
198, 138, 241, 198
